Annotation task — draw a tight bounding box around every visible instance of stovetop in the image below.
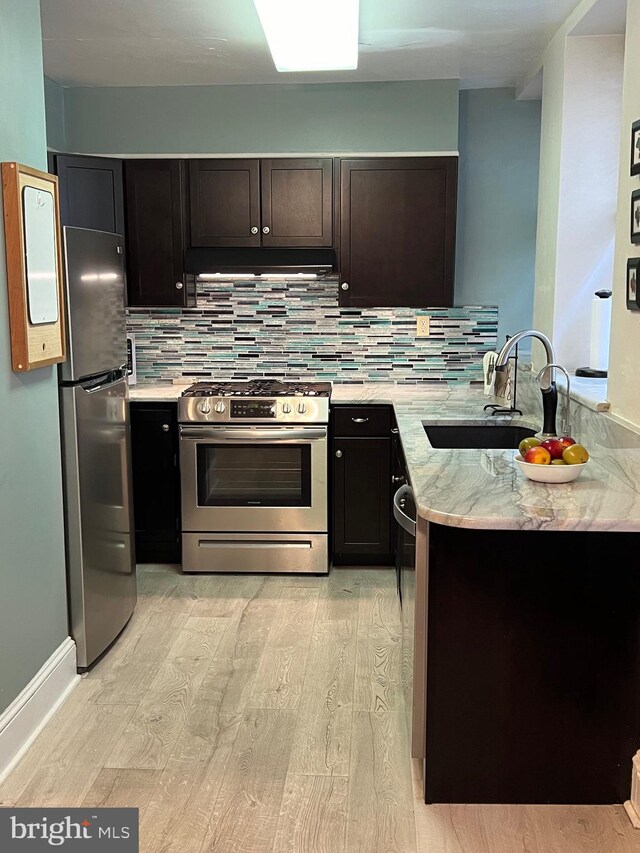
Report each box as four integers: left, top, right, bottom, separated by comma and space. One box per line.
182, 380, 332, 398
179, 379, 332, 424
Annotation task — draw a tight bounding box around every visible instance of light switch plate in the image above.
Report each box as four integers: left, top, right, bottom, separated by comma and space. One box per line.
416, 315, 430, 337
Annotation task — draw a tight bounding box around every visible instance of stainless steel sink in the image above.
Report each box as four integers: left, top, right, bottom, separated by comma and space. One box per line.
423, 424, 537, 449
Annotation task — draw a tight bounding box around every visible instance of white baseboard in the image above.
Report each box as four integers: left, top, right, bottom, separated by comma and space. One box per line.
624, 751, 640, 829
624, 801, 640, 829
0, 637, 79, 784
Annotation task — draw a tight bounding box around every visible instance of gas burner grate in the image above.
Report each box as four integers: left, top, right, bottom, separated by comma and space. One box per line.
182, 380, 332, 398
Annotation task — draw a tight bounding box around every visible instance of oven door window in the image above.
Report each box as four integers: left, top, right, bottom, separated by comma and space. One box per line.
196, 443, 312, 507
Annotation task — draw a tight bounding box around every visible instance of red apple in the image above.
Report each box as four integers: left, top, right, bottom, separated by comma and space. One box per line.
524, 446, 552, 465
540, 438, 568, 460
557, 436, 576, 451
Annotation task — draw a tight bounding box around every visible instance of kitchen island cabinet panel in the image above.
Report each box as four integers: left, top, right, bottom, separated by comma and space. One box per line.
423, 524, 640, 805
130, 402, 180, 563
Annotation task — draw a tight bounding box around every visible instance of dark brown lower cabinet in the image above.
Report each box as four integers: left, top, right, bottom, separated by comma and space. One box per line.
130, 402, 180, 563
332, 406, 393, 564
424, 524, 640, 805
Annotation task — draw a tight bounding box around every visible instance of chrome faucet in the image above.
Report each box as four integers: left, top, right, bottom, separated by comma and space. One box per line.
494, 330, 558, 437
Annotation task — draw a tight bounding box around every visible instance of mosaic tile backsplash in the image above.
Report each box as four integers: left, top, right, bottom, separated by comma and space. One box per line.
126, 278, 498, 384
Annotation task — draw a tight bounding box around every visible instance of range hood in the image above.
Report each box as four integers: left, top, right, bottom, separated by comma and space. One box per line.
185, 247, 336, 276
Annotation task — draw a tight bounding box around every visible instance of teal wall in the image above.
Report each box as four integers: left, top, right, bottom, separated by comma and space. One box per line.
44, 76, 66, 151
60, 79, 459, 155
0, 1, 69, 712
455, 88, 542, 348
45, 81, 542, 356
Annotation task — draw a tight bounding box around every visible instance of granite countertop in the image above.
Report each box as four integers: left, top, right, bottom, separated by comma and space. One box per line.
128, 380, 462, 404
393, 403, 640, 533
129, 381, 640, 533
129, 382, 190, 402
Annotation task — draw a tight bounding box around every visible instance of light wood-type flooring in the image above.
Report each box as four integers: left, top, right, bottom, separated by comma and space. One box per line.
1, 565, 638, 852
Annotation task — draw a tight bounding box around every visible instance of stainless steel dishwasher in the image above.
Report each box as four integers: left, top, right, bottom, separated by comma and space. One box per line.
394, 480, 428, 761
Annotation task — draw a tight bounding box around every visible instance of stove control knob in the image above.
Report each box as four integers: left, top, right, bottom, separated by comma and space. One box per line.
282, 403, 292, 414
214, 401, 226, 414
297, 402, 307, 414
198, 401, 211, 415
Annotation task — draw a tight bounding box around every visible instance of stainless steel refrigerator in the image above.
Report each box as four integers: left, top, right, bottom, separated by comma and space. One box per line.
59, 227, 136, 669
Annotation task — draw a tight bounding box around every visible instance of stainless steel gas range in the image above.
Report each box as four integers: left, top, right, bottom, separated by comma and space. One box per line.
178, 380, 331, 574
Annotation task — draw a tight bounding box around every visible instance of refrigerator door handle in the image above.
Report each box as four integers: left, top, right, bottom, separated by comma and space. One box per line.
82, 370, 128, 394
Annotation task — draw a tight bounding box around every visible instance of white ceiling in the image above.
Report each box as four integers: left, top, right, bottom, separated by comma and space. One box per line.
571, 0, 627, 35
40, 0, 586, 89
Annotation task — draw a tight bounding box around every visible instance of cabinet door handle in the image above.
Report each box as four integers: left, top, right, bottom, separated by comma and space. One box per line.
251, 226, 259, 235
392, 474, 404, 484
341, 282, 349, 291
175, 281, 183, 290
162, 424, 170, 432
351, 417, 369, 424
391, 427, 399, 434
262, 226, 270, 234
335, 450, 343, 458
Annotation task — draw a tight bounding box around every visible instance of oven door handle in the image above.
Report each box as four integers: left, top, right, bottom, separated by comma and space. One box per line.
179, 427, 328, 441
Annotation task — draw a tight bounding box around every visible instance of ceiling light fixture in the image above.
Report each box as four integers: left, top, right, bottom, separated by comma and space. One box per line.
253, 0, 359, 72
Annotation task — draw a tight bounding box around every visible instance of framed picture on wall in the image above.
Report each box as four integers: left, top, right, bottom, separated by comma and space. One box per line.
632, 190, 640, 244
627, 258, 640, 311
1, 162, 66, 371
632, 120, 640, 176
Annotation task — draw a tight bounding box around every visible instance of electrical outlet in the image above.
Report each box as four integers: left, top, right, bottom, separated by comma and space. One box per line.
416, 315, 430, 338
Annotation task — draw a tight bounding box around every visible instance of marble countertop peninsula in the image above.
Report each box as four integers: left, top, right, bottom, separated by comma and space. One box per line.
129, 380, 640, 533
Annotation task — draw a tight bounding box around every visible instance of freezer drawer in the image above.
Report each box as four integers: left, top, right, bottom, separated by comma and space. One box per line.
69, 530, 135, 667
60, 375, 136, 667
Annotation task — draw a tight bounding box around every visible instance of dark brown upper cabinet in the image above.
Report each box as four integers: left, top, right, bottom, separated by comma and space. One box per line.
188, 157, 333, 249
124, 159, 191, 307
54, 154, 125, 236
261, 158, 333, 247
189, 159, 261, 247
338, 157, 458, 308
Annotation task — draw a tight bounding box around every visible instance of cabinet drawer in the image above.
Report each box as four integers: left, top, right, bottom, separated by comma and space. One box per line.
333, 406, 391, 437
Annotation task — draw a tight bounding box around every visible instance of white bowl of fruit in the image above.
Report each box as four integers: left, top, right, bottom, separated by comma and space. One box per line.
515, 436, 590, 484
